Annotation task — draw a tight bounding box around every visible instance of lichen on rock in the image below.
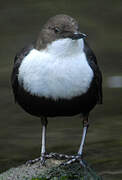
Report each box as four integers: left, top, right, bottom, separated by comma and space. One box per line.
0, 159, 102, 180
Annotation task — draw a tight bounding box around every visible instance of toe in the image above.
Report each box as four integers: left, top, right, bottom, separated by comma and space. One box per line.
26, 157, 41, 166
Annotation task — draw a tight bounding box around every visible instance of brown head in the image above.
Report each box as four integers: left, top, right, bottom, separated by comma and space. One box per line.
35, 14, 86, 50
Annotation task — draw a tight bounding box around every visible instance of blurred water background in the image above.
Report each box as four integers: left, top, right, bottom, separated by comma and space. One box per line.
0, 0, 122, 179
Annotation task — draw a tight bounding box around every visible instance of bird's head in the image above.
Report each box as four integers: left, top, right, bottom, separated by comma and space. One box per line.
35, 14, 87, 52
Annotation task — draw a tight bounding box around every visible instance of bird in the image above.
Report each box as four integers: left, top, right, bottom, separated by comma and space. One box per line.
11, 14, 102, 166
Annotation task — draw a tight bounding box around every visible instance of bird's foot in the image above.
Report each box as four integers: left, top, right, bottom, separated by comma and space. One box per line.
45, 153, 86, 167
45, 152, 75, 160
26, 152, 75, 166
26, 153, 46, 166
26, 153, 86, 167
60, 154, 86, 167
26, 157, 41, 166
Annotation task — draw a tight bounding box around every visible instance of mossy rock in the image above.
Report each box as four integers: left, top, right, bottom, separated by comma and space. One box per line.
31, 160, 102, 180
0, 159, 102, 180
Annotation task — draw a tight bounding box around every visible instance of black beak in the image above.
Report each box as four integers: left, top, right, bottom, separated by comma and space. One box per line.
70, 32, 87, 40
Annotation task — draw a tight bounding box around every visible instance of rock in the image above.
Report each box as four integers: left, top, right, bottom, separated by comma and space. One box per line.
0, 159, 102, 180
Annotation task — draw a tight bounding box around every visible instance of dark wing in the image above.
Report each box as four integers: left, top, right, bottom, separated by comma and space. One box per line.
84, 40, 103, 104
11, 44, 33, 102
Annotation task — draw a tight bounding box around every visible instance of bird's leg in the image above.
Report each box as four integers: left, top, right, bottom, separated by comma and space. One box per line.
61, 114, 89, 166
77, 115, 89, 157
40, 116, 48, 165
26, 116, 48, 166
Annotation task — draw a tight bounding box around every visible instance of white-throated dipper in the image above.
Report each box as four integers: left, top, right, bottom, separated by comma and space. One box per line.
11, 14, 102, 165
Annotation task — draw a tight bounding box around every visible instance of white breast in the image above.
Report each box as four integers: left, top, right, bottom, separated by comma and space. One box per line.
18, 38, 94, 100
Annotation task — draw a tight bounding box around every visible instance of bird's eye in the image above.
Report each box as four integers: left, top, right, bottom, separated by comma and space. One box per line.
54, 27, 60, 33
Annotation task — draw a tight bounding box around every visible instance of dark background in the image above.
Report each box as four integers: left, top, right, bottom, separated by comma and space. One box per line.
0, 0, 122, 179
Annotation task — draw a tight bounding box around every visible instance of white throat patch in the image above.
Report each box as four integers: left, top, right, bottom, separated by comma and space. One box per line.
18, 38, 93, 100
